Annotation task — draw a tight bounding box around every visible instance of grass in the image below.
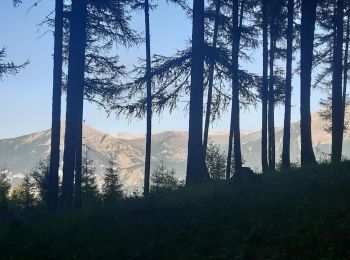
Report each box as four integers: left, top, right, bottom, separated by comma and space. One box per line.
1, 162, 350, 259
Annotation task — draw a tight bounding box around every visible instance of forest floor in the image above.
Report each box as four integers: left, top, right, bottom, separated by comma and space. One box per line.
1, 162, 350, 259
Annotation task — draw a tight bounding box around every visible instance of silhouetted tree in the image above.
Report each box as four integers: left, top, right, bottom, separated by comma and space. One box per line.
186, 0, 209, 183
281, 0, 294, 169
332, 0, 344, 162
131, 0, 153, 196
81, 145, 99, 206
267, 0, 287, 171
60, 0, 139, 209
48, 0, 64, 214
110, 0, 259, 139
342, 6, 350, 148
261, 0, 269, 172
314, 0, 349, 156
226, 0, 243, 178
102, 159, 123, 204
144, 0, 152, 196
62, 0, 88, 209
300, 0, 317, 166
203, 0, 222, 159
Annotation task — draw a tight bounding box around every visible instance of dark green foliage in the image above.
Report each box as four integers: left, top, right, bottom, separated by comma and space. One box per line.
151, 160, 179, 192
0, 47, 28, 80
10, 174, 36, 212
206, 142, 226, 179
0, 169, 11, 212
80, 148, 100, 206
1, 163, 350, 258
31, 158, 50, 205
102, 160, 123, 204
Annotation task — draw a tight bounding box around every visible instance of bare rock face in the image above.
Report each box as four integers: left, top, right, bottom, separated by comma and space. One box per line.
1, 111, 350, 190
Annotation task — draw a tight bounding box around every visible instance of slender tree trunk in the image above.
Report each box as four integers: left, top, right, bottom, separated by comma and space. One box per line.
300, 0, 317, 166
226, 0, 242, 178
186, 0, 209, 184
261, 0, 269, 173
203, 0, 221, 160
281, 0, 294, 169
61, 0, 87, 209
74, 104, 83, 208
268, 33, 276, 171
144, 0, 152, 196
48, 0, 63, 213
342, 10, 350, 146
332, 0, 344, 163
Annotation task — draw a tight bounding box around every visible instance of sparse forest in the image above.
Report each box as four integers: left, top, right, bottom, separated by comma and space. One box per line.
1, 0, 350, 258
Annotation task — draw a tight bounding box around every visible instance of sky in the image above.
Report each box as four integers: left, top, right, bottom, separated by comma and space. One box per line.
0, 0, 325, 139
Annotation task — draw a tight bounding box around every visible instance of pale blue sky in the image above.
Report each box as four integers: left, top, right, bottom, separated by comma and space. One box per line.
0, 0, 324, 139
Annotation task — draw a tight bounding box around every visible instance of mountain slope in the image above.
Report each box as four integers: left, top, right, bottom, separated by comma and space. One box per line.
1, 112, 350, 189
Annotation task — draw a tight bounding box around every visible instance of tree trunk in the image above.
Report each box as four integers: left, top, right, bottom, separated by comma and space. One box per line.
61, 0, 88, 209
186, 0, 209, 184
203, 0, 221, 160
332, 0, 344, 163
74, 103, 83, 208
48, 0, 63, 213
144, 0, 152, 196
342, 9, 350, 147
300, 0, 317, 166
261, 0, 269, 173
226, 0, 242, 178
281, 0, 294, 169
268, 33, 276, 171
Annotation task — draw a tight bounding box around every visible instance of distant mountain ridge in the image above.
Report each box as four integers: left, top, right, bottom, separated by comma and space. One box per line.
1, 112, 350, 189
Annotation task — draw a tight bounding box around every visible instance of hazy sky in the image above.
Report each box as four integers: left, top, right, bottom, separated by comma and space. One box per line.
0, 1, 325, 139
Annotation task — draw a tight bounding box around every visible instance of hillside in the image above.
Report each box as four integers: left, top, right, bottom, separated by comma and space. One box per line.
1, 163, 350, 259
1, 112, 350, 189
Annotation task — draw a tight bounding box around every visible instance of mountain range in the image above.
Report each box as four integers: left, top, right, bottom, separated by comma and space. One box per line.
1, 112, 350, 190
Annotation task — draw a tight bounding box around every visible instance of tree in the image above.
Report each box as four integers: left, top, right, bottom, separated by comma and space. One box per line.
0, 169, 11, 213
61, 0, 88, 209
267, 0, 287, 172
144, 0, 153, 196
11, 174, 36, 212
60, 0, 139, 209
151, 161, 179, 192
261, 0, 269, 172
80, 145, 99, 206
48, 0, 64, 213
342, 5, 350, 149
31, 158, 50, 205
203, 0, 222, 159
226, 0, 243, 178
102, 159, 123, 205
0, 48, 28, 80
186, 0, 209, 184
206, 143, 226, 180
130, 0, 185, 195
109, 1, 260, 153
332, 0, 344, 162
281, 0, 294, 169
300, 0, 317, 166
